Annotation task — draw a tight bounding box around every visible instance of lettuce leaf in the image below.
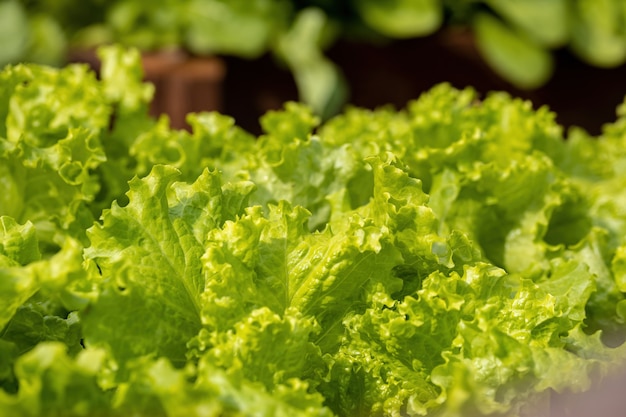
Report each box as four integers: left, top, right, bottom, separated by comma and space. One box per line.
2, 50, 626, 417
83, 165, 254, 366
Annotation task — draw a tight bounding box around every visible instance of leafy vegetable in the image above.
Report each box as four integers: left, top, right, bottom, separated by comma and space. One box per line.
1, 45, 626, 416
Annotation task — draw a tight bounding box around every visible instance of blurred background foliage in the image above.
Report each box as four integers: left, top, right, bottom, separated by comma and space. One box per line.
2, 0, 626, 122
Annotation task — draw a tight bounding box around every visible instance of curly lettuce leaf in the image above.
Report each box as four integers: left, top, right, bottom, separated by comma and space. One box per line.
113, 353, 334, 417
0, 343, 112, 417
1, 55, 625, 417
323, 256, 599, 416
90, 45, 157, 213
0, 62, 108, 249
1, 217, 90, 394
0, 217, 40, 330
130, 111, 256, 183
83, 165, 254, 366
198, 199, 402, 349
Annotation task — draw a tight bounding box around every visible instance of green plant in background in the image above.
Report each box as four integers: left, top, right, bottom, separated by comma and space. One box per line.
0, 0, 67, 67
351, 0, 626, 88
2, 45, 626, 416
0, 0, 346, 119
473, 0, 626, 88
3, 0, 626, 119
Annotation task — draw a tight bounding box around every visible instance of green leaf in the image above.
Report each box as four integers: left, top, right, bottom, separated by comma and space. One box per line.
474, 12, 554, 89
0, 217, 40, 267
185, 0, 291, 58
354, 0, 442, 38
611, 245, 626, 292
260, 102, 320, 143
487, 0, 568, 47
0, 128, 106, 250
0, 1, 29, 68
570, 0, 626, 67
0, 61, 109, 248
1, 305, 82, 358
83, 166, 252, 365
1, 230, 93, 392
97, 44, 154, 114
24, 14, 67, 66
113, 344, 333, 417
200, 307, 324, 390
0, 217, 40, 330
0, 55, 625, 417
199, 200, 403, 352
0, 342, 112, 417
4, 64, 110, 146
277, 8, 347, 119
359, 154, 455, 270
106, 0, 182, 50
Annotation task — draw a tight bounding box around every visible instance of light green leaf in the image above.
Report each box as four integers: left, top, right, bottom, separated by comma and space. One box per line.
24, 14, 67, 66
474, 12, 553, 89
220, 103, 370, 230
611, 245, 626, 292
199, 200, 403, 351
0, 342, 111, 417
360, 154, 454, 270
4, 64, 110, 146
194, 358, 334, 417
84, 166, 252, 365
277, 8, 347, 119
567, 228, 626, 344
260, 102, 320, 143
431, 327, 534, 417
570, 0, 626, 67
97, 44, 154, 114
130, 111, 257, 183
200, 307, 324, 389
0, 217, 40, 330
487, 0, 568, 47
534, 324, 626, 394
185, 0, 291, 58
106, 0, 181, 50
112, 348, 333, 417
0, 60, 109, 248
0, 1, 29, 68
0, 217, 40, 267
0, 128, 105, 250
354, 0, 442, 38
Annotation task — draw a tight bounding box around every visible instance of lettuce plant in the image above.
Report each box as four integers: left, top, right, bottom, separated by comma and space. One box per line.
1, 46, 626, 417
